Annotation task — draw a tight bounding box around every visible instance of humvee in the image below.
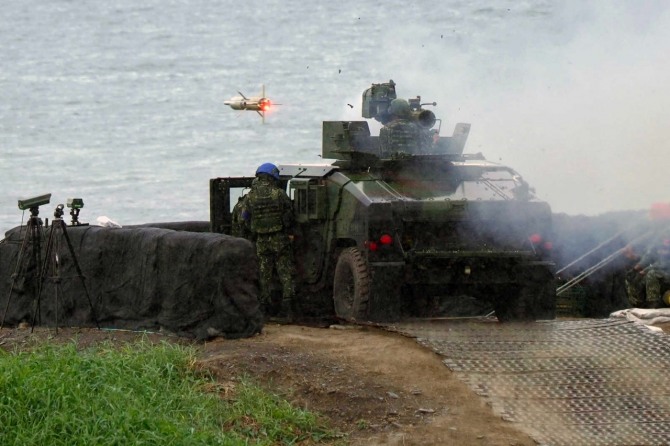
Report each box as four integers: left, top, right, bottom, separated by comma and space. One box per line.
210, 81, 556, 322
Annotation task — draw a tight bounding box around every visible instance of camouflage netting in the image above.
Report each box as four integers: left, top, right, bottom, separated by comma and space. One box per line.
0, 223, 262, 340
551, 210, 649, 317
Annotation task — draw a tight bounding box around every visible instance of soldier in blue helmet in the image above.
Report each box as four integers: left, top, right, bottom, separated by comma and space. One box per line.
242, 163, 296, 318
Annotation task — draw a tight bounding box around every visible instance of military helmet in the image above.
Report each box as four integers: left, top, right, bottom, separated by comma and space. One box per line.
387, 98, 411, 118
256, 162, 280, 180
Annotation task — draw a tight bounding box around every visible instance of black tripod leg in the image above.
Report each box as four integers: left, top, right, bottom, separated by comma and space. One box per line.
31, 223, 56, 332
1, 223, 33, 329
60, 222, 100, 329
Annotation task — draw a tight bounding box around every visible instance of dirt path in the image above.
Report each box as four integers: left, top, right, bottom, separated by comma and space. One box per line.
0, 323, 535, 445
200, 323, 535, 445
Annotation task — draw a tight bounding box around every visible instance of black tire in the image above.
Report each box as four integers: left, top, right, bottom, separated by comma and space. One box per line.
333, 247, 371, 321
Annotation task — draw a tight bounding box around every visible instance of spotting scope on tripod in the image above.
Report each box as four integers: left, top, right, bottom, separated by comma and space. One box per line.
1, 195, 98, 332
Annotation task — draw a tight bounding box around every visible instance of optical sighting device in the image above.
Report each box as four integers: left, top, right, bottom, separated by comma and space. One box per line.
67, 198, 84, 209
18, 193, 51, 211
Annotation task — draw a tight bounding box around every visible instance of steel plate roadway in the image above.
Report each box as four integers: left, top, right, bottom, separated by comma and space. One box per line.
385, 318, 670, 446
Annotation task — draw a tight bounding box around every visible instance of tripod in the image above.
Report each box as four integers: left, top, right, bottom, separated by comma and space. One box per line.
2, 207, 45, 328
31, 204, 100, 333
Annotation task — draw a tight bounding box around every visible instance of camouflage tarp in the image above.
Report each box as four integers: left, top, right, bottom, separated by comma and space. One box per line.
0, 223, 262, 340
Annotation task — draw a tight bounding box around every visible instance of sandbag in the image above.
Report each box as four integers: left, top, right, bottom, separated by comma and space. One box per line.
0, 223, 262, 340
611, 308, 670, 329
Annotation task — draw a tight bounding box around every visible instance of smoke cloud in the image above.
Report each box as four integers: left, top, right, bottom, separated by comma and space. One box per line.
375, 2, 670, 216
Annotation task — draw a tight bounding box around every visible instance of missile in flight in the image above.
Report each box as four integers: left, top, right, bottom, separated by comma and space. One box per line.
224, 85, 275, 123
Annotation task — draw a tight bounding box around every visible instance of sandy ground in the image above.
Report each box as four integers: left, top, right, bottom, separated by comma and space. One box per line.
0, 322, 535, 445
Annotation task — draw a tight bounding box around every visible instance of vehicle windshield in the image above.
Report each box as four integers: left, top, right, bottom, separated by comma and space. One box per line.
383, 161, 531, 201
457, 168, 526, 200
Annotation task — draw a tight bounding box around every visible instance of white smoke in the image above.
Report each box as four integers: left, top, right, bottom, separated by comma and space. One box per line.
377, 2, 670, 216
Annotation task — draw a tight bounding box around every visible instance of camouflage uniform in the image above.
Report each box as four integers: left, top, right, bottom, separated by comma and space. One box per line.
625, 269, 646, 307
231, 196, 252, 239
243, 175, 296, 312
637, 235, 670, 308
379, 118, 422, 158
623, 244, 645, 307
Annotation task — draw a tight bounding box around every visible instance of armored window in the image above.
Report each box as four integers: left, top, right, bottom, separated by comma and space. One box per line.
289, 178, 327, 222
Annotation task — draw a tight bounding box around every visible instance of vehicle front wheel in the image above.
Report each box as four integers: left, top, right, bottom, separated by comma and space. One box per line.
333, 247, 370, 321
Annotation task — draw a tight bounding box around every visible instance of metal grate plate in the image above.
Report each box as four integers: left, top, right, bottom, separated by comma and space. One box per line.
385, 318, 670, 445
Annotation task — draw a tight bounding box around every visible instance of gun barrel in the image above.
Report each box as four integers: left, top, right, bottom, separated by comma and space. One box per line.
413, 109, 436, 129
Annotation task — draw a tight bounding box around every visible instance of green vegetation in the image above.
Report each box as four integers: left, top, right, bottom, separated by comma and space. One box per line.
0, 340, 337, 445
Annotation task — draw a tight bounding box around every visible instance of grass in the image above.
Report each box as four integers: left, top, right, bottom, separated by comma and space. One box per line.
0, 340, 338, 445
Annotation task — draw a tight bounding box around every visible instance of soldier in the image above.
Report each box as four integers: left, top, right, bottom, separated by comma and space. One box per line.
232, 178, 260, 240
231, 195, 252, 240
623, 244, 646, 307
379, 98, 423, 158
243, 163, 297, 318
634, 233, 670, 308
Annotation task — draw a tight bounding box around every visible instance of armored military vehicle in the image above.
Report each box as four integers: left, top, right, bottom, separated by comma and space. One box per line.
211, 80, 556, 322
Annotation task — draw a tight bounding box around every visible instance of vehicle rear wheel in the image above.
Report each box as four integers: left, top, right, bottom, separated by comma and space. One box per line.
333, 247, 370, 321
